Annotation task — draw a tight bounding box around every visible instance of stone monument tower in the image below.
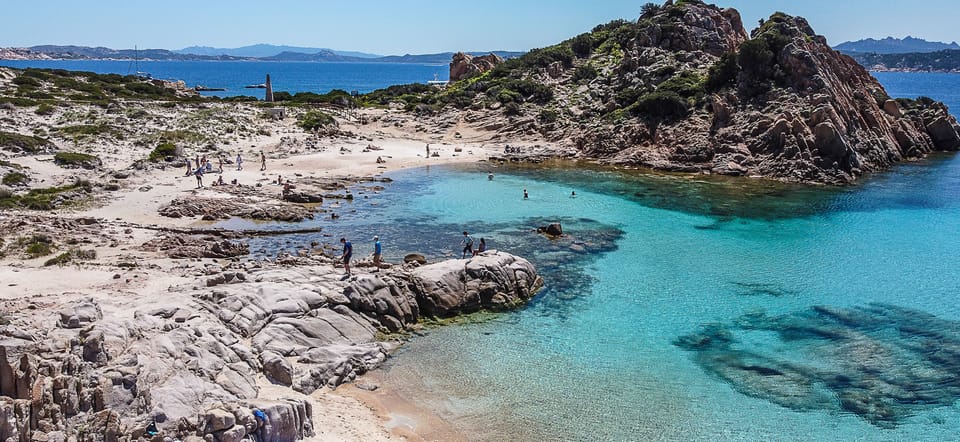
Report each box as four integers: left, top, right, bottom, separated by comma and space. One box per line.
265, 74, 274, 102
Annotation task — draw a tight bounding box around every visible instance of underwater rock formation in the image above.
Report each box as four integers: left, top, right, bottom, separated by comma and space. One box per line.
675, 303, 960, 428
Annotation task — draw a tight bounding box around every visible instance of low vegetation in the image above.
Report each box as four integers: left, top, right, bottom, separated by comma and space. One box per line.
149, 142, 178, 162
296, 110, 337, 131
43, 248, 96, 267
0, 131, 53, 153
2, 171, 29, 186
0, 180, 92, 210
18, 234, 54, 258
54, 151, 101, 169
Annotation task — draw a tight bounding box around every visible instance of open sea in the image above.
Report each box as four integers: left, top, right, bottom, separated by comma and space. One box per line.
0, 59, 449, 98
7, 58, 960, 440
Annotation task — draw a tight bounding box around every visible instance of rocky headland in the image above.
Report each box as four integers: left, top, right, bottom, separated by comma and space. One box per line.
396, 1, 960, 184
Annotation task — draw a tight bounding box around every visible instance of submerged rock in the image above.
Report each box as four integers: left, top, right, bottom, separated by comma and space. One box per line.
676, 303, 960, 428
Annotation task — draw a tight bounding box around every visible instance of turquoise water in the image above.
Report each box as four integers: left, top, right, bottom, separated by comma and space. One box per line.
234, 155, 960, 440
319, 155, 960, 441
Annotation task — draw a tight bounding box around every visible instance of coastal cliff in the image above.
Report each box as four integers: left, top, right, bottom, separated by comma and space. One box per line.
380, 0, 960, 184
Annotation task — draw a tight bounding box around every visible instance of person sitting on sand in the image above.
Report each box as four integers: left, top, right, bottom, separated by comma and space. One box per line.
215, 175, 224, 186
376, 156, 385, 164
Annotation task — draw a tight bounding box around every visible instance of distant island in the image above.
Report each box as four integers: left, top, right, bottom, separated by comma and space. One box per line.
834, 36, 960, 54
844, 49, 960, 73
0, 44, 525, 64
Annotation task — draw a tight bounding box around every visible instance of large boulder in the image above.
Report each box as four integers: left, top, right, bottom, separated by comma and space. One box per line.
450, 52, 504, 82
410, 252, 542, 316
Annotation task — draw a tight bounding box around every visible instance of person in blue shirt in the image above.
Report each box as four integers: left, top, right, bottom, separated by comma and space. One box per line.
373, 236, 382, 271
460, 231, 474, 258
340, 237, 353, 275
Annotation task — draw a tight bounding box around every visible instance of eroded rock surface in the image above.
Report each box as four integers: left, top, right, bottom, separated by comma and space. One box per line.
0, 252, 541, 440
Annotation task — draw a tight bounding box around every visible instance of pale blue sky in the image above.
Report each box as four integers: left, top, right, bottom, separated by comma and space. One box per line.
3, 1, 957, 54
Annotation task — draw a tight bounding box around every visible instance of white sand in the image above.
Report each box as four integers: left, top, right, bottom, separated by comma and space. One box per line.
0, 103, 524, 440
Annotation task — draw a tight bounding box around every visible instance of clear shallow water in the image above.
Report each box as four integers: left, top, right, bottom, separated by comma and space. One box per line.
367, 157, 960, 441
186, 70, 960, 438
0, 60, 448, 98
231, 155, 960, 440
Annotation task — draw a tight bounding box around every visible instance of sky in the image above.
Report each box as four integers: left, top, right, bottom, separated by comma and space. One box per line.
2, 0, 958, 54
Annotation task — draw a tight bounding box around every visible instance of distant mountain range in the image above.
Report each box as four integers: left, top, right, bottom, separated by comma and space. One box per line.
0, 44, 525, 64
175, 44, 381, 59
834, 36, 960, 54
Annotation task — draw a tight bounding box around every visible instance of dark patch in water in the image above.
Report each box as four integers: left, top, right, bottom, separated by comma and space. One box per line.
732, 281, 799, 297
676, 304, 960, 428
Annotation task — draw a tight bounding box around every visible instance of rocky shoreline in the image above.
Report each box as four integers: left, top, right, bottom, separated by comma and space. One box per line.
1, 234, 541, 440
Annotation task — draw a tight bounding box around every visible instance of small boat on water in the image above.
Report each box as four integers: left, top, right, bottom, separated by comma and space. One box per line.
244, 83, 267, 89
195, 85, 226, 92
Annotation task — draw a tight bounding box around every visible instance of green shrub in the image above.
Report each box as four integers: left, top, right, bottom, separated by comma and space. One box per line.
0, 96, 39, 107
58, 124, 112, 137
0, 131, 52, 153
705, 52, 740, 91
13, 76, 42, 88
571, 33, 594, 58
43, 249, 95, 266
44, 251, 72, 267
633, 90, 689, 121
149, 142, 178, 162
572, 65, 598, 83
54, 151, 100, 169
496, 88, 522, 103
2, 172, 28, 186
538, 109, 559, 124
297, 110, 337, 131
640, 2, 662, 17
522, 45, 575, 69
35, 103, 55, 115
23, 235, 53, 258
658, 71, 705, 100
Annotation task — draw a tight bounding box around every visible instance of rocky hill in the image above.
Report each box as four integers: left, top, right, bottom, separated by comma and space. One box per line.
372, 0, 960, 184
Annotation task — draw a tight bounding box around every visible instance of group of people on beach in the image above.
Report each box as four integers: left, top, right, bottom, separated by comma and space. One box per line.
186, 151, 269, 189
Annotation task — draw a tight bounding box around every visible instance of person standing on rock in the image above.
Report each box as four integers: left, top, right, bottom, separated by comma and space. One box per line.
341, 237, 353, 275
260, 151, 267, 171
236, 152, 243, 171
460, 231, 474, 258
372, 236, 382, 271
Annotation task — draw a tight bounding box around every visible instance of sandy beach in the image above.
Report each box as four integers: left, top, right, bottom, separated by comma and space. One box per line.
0, 90, 545, 440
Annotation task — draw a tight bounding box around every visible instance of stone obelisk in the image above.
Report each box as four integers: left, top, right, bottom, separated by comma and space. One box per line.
265, 74, 274, 102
